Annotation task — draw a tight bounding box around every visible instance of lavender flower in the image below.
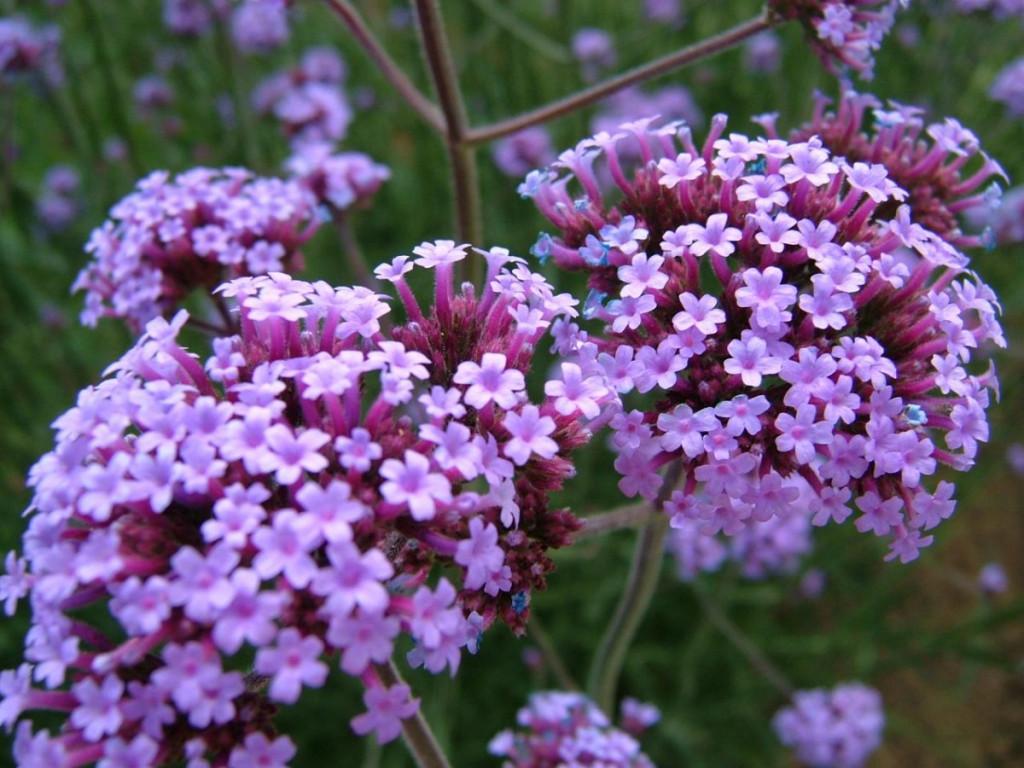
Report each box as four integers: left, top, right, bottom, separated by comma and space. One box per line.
954, 0, 1024, 17
744, 31, 782, 73
773, 683, 884, 767
489, 691, 655, 767
0, 16, 61, 84
493, 127, 556, 179
162, 0, 228, 36
527, 104, 1004, 563
286, 142, 390, 213
231, 0, 290, 55
572, 28, 616, 81
3, 244, 607, 762
644, 0, 685, 25
978, 562, 1009, 595
253, 47, 352, 147
132, 74, 174, 117
36, 165, 80, 233
991, 57, 1024, 117
73, 167, 319, 331
767, 1, 907, 79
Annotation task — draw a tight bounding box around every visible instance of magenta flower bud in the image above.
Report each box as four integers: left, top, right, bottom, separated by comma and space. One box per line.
73, 167, 320, 331
490, 691, 656, 767
528, 105, 1004, 564
773, 683, 884, 768
1, 244, 613, 762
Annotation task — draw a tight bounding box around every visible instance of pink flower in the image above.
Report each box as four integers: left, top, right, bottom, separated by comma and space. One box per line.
503, 406, 559, 466
453, 353, 525, 409
351, 683, 419, 744
254, 628, 328, 703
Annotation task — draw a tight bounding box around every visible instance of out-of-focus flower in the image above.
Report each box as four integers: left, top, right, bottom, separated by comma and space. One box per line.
162, 0, 228, 36
2, 246, 604, 762
231, 0, 290, 54
0, 16, 62, 84
978, 562, 1009, 595
133, 74, 175, 117
744, 31, 782, 73
526, 103, 1004, 563
572, 28, 616, 81
774, 683, 884, 767
766, 0, 908, 79
644, 0, 685, 25
953, 0, 1024, 18
74, 167, 319, 330
490, 691, 656, 767
253, 47, 352, 147
1007, 442, 1024, 473
798, 567, 827, 598
287, 142, 390, 213
492, 127, 556, 178
36, 165, 80, 233
991, 57, 1024, 117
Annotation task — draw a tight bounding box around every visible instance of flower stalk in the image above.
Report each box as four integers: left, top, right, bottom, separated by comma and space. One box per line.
375, 661, 453, 768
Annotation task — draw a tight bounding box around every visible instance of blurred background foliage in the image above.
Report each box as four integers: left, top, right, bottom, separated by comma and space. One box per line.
1, 0, 1023, 765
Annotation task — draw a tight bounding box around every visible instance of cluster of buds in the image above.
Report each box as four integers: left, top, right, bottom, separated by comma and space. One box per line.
73, 168, 319, 332
252, 47, 351, 148
0, 242, 610, 764
285, 142, 390, 215
489, 692, 658, 767
773, 683, 884, 767
0, 16, 61, 84
524, 104, 1003, 563
766, 1, 907, 78
668, 504, 813, 581
788, 89, 1008, 244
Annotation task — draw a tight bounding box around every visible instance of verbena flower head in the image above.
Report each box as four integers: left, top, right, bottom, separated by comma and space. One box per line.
162, 0, 228, 36
489, 691, 656, 767
133, 74, 174, 116
644, 0, 684, 25
571, 28, 617, 81
990, 57, 1024, 118
789, 89, 1008, 244
773, 683, 884, 767
526, 107, 1004, 563
766, 1, 907, 79
36, 165, 80, 233
668, 504, 813, 581
2, 244, 603, 763
73, 167, 319, 331
493, 127, 556, 179
253, 47, 351, 147
745, 31, 782, 73
977, 561, 1009, 595
231, 0, 290, 55
286, 142, 390, 214
0, 16, 61, 83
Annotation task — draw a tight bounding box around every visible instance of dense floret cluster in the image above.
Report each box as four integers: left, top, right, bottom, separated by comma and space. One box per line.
525, 105, 1003, 562
990, 57, 1024, 117
74, 168, 319, 331
286, 142, 390, 214
489, 691, 657, 767
766, 1, 906, 78
253, 47, 351, 148
773, 683, 884, 768
0, 244, 604, 764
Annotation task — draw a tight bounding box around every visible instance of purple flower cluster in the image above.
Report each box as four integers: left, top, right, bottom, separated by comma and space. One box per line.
0, 16, 61, 83
286, 142, 390, 214
253, 47, 352, 148
953, 0, 1024, 17
773, 683, 884, 767
525, 103, 1003, 562
489, 691, 656, 767
668, 504, 813, 581
1, 243, 601, 763
767, 0, 907, 78
73, 168, 319, 331
36, 165, 80, 233
492, 127, 556, 179
571, 28, 616, 81
231, 0, 290, 55
644, 0, 685, 26
162, 0, 228, 36
745, 31, 782, 73
990, 57, 1024, 117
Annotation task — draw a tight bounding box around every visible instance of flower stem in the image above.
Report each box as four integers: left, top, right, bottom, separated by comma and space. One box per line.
412, 0, 484, 276
211, 9, 259, 169
334, 215, 379, 290
322, 0, 446, 134
586, 460, 684, 713
528, 612, 579, 691
375, 661, 453, 768
465, 11, 774, 145
574, 502, 653, 540
692, 583, 794, 698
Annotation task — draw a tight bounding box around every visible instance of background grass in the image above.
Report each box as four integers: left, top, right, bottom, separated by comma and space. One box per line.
1, 0, 1023, 765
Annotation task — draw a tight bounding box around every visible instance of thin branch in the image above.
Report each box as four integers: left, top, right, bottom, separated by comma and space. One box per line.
412, 0, 484, 256
528, 612, 579, 691
323, 0, 446, 134
586, 460, 684, 713
693, 585, 794, 698
375, 661, 453, 768
575, 503, 653, 540
466, 11, 774, 145
468, 0, 571, 63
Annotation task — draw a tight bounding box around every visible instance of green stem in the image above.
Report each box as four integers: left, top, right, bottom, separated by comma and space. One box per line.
528, 612, 578, 691
374, 661, 453, 768
211, 8, 259, 169
468, 0, 570, 63
465, 11, 774, 145
575, 502, 653, 540
586, 460, 684, 713
334, 215, 378, 289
